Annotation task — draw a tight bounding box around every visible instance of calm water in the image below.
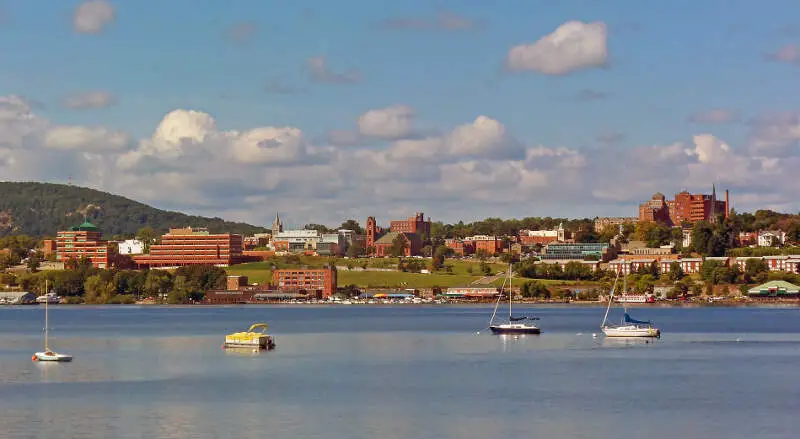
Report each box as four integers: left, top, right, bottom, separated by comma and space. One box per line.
0, 305, 798, 439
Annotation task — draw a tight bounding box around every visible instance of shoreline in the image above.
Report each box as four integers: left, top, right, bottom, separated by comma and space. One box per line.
3, 301, 798, 308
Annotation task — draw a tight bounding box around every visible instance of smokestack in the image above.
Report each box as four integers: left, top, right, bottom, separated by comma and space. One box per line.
725, 189, 730, 218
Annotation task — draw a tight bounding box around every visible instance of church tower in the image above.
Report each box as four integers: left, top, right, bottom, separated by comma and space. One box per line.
271, 212, 283, 237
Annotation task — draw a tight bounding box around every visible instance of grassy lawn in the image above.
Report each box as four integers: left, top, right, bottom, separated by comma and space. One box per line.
226, 263, 272, 285
227, 256, 510, 289
488, 277, 584, 287
338, 270, 479, 288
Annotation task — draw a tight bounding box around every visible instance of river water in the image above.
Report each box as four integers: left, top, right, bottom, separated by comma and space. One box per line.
0, 305, 798, 439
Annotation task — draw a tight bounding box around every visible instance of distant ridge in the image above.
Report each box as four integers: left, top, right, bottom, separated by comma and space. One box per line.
0, 181, 268, 237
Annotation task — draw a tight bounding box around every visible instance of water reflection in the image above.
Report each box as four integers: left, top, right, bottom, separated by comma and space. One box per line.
1, 307, 799, 439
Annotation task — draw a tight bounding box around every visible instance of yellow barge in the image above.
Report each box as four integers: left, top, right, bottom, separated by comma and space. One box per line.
223, 323, 276, 350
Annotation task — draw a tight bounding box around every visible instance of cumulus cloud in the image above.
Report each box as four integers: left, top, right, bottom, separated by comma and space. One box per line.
43, 126, 129, 152
307, 56, 361, 84
507, 21, 608, 75
63, 90, 117, 109
748, 111, 800, 156
358, 105, 415, 140
73, 0, 115, 34
378, 11, 482, 31
687, 109, 740, 124
6, 91, 800, 226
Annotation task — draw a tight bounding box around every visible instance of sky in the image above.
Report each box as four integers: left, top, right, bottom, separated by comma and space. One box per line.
2, 0, 800, 229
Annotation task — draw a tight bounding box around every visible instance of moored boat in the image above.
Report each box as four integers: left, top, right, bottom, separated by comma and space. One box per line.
223, 323, 276, 350
32, 280, 72, 362
601, 262, 660, 338
488, 264, 541, 335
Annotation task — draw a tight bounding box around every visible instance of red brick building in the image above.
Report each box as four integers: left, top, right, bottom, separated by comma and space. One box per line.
390, 212, 431, 236
56, 222, 115, 269
366, 212, 428, 256
445, 238, 474, 256
639, 187, 729, 226
465, 235, 503, 256
273, 268, 337, 298
133, 227, 243, 268
373, 232, 421, 257
42, 239, 57, 258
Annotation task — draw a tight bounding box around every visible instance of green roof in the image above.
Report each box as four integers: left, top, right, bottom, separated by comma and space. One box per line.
70, 221, 99, 231
747, 280, 800, 296
375, 232, 402, 245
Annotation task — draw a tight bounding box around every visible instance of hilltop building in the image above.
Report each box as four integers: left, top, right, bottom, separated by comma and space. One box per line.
638, 186, 729, 226
366, 212, 430, 256
519, 223, 570, 245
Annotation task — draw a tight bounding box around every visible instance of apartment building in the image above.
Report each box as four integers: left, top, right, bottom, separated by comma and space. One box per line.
133, 227, 243, 268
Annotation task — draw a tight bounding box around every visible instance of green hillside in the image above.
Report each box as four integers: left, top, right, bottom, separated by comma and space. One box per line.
0, 182, 267, 237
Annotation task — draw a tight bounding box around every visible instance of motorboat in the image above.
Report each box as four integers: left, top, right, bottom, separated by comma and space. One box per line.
223, 323, 276, 350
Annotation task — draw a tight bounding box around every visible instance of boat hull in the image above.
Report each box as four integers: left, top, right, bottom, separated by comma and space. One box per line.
601, 325, 660, 338
33, 351, 72, 362
489, 324, 541, 335
223, 335, 275, 350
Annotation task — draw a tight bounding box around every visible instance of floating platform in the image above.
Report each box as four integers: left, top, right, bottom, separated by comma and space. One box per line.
223, 323, 276, 350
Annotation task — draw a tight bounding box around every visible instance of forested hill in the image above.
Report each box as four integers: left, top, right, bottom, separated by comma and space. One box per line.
0, 182, 267, 237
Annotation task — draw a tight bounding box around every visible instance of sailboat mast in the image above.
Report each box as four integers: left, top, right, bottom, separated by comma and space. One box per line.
601, 268, 620, 328
508, 264, 513, 320
44, 279, 49, 350
621, 257, 628, 324
489, 268, 506, 326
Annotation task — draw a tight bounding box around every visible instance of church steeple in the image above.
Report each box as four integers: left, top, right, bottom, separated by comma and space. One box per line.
271, 212, 283, 236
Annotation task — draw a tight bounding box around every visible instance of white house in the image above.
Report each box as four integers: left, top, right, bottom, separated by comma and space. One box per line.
758, 231, 786, 247
118, 239, 145, 255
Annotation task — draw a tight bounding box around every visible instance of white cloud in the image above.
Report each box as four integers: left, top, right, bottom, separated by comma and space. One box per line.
358, 105, 415, 140
73, 0, 115, 34
749, 111, 800, 156
63, 91, 117, 109
445, 116, 524, 159
43, 126, 129, 152
507, 21, 608, 75
6, 92, 800, 226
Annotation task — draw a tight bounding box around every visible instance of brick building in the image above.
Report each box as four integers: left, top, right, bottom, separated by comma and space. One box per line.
133, 227, 243, 268
390, 212, 431, 236
273, 267, 337, 298
639, 186, 730, 226
373, 232, 421, 257
519, 223, 570, 245
366, 212, 429, 256
466, 235, 503, 255
42, 239, 57, 258
445, 238, 475, 256
593, 217, 637, 233
56, 222, 115, 269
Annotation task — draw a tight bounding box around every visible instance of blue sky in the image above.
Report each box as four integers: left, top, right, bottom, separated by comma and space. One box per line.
2, 0, 800, 227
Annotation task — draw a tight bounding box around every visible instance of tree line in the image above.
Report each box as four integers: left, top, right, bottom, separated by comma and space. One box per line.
0, 258, 227, 304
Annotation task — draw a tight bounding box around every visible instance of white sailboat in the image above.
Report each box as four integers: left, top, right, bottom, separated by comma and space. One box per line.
488, 264, 541, 335
601, 262, 660, 338
32, 280, 72, 362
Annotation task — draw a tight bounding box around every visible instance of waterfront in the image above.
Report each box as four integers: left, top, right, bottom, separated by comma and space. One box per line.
0, 305, 798, 439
